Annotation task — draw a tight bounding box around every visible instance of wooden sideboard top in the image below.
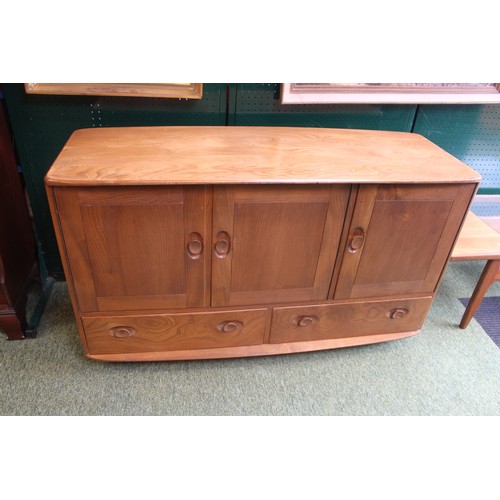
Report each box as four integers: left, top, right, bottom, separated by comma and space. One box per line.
45, 126, 481, 186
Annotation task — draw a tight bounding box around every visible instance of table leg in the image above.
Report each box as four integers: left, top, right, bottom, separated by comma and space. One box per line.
460, 259, 500, 329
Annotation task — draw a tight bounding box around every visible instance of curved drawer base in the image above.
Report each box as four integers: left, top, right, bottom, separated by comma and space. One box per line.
86, 329, 420, 362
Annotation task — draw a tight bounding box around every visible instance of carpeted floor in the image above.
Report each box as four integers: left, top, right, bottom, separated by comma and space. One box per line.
1, 260, 499, 416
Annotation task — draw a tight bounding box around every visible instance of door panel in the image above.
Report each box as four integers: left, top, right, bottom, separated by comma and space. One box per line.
334, 183, 476, 299
212, 185, 350, 307
55, 186, 211, 312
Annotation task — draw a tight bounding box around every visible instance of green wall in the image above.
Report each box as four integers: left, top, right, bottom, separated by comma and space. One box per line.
3, 83, 500, 277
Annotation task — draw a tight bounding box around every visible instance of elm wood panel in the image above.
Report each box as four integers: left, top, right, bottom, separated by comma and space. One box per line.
269, 296, 433, 344
211, 185, 350, 307
88, 330, 421, 362
54, 186, 211, 312
82, 308, 268, 355
46, 186, 91, 353
334, 183, 477, 300
44, 126, 481, 187
230, 202, 328, 290
82, 203, 186, 297
327, 185, 358, 299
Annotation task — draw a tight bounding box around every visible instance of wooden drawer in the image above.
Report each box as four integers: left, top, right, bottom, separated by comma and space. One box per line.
82, 308, 267, 355
269, 297, 433, 344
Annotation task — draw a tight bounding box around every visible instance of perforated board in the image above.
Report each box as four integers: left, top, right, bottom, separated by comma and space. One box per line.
230, 83, 417, 131
412, 105, 500, 195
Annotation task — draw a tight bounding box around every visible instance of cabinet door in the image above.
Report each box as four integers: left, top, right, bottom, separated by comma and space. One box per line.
211, 185, 350, 307
54, 186, 211, 312
334, 183, 476, 300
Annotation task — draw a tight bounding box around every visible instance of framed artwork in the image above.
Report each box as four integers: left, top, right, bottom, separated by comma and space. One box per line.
24, 83, 203, 99
281, 83, 500, 104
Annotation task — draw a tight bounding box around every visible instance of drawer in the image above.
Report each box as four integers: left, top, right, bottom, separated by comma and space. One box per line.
82, 308, 267, 355
269, 297, 433, 344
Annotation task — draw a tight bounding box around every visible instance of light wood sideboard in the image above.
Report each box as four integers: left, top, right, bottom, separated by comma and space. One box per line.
45, 126, 480, 361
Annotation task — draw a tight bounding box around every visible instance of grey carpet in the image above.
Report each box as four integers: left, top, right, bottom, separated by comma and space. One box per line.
1, 260, 499, 415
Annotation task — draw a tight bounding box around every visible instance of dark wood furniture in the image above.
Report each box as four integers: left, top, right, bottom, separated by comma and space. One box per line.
45, 126, 480, 361
0, 101, 37, 339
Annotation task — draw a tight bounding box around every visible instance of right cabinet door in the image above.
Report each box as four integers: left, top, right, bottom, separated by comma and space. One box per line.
334, 183, 476, 300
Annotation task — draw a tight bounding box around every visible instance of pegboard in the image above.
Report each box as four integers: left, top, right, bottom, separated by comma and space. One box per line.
413, 105, 500, 194
470, 195, 500, 217
230, 83, 417, 131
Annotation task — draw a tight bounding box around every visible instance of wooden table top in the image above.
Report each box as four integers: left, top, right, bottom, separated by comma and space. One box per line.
452, 212, 500, 261
45, 126, 481, 186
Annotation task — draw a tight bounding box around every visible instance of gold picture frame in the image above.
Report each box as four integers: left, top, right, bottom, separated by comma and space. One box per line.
24, 83, 203, 99
281, 83, 500, 104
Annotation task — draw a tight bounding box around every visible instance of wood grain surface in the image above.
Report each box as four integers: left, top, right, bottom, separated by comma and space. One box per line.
45, 126, 481, 186
452, 211, 500, 261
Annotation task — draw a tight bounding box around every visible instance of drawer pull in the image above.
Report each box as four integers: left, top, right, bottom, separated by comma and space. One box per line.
217, 320, 243, 333
109, 326, 136, 338
187, 232, 204, 259
389, 308, 409, 320
297, 315, 318, 327
214, 231, 231, 258
348, 227, 365, 253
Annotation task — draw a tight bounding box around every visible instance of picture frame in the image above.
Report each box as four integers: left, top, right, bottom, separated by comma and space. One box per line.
281, 83, 500, 104
24, 83, 203, 99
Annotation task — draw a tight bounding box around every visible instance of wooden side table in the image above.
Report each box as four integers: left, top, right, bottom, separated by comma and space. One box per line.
451, 211, 500, 328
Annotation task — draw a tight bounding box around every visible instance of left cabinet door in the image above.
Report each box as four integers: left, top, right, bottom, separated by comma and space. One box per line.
52, 186, 211, 312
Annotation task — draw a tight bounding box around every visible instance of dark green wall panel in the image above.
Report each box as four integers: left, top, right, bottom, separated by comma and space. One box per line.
412, 104, 500, 194
230, 84, 417, 131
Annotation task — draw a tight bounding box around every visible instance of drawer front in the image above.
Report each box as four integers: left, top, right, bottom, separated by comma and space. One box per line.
269, 297, 433, 344
82, 309, 267, 355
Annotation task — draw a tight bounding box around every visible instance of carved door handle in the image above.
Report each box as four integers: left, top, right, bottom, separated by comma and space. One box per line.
214, 231, 231, 258
388, 308, 409, 320
348, 227, 365, 253
296, 316, 318, 327
109, 326, 136, 338
187, 232, 204, 259
217, 320, 243, 333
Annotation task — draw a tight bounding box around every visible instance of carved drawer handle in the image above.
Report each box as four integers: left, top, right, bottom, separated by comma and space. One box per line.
388, 308, 409, 320
348, 227, 365, 253
109, 326, 136, 338
214, 231, 231, 258
187, 232, 204, 259
296, 316, 318, 327
217, 320, 243, 333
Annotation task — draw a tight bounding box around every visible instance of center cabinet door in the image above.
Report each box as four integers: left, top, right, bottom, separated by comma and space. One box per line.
211, 185, 350, 307
54, 186, 211, 313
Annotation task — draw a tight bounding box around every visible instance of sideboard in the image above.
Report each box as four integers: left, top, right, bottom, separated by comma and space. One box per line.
45, 126, 480, 361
